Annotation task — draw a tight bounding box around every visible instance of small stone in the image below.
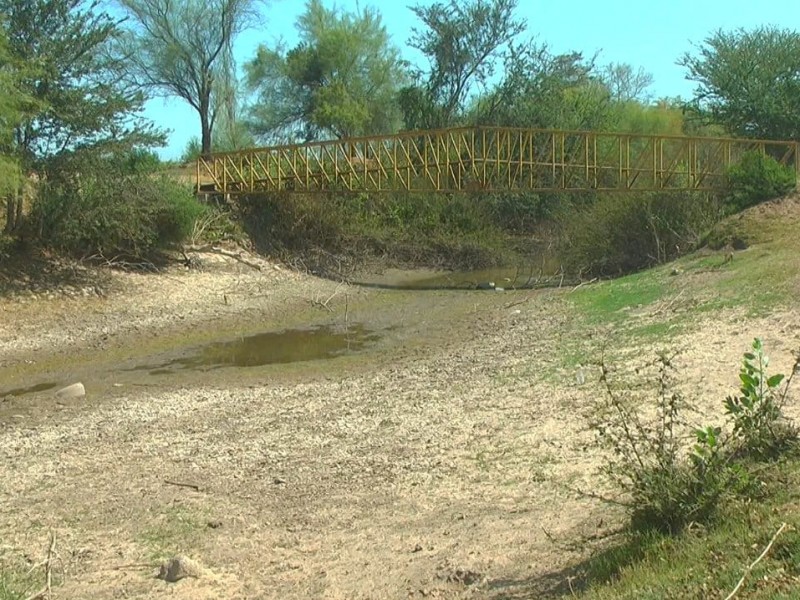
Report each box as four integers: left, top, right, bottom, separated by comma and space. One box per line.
206, 520, 223, 529
273, 477, 287, 485
412, 544, 423, 553
55, 382, 85, 400
157, 555, 203, 582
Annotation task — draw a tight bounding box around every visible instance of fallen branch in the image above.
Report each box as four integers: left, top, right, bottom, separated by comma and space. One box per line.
310, 282, 346, 312
569, 277, 598, 293
724, 522, 789, 600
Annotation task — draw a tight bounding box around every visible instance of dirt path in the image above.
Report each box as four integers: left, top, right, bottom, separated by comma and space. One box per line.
1, 251, 798, 599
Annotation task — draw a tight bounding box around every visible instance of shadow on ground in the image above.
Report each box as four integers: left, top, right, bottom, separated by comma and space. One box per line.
0, 245, 112, 297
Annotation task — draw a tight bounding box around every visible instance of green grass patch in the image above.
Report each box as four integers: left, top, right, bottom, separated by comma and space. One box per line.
569, 270, 667, 325
0, 571, 36, 600
136, 505, 207, 561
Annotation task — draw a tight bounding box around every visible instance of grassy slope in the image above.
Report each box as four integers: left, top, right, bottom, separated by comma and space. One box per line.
558, 195, 800, 599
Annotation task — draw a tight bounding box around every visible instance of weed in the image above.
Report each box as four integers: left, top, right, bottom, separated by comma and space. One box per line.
592, 352, 740, 533
724, 338, 799, 459
592, 339, 798, 537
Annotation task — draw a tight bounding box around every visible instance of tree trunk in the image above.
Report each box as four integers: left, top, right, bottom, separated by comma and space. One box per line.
4, 195, 17, 233
14, 187, 23, 227
200, 98, 212, 157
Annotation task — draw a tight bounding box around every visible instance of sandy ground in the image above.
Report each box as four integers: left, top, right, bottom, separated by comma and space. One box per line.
1, 248, 799, 599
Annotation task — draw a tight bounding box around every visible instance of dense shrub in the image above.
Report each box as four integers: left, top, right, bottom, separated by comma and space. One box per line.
238, 191, 525, 271
725, 151, 795, 212
33, 165, 204, 260
559, 192, 721, 277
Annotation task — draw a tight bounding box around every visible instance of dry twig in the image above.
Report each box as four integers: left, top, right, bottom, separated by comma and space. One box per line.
23, 531, 57, 600
163, 479, 202, 492
724, 522, 789, 600
183, 244, 262, 271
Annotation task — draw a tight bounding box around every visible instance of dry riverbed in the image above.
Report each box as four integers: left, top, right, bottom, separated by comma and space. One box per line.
1, 248, 799, 599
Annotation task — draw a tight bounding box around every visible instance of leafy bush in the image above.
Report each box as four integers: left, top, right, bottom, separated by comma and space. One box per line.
33, 164, 205, 261
559, 192, 721, 277
593, 353, 744, 533
592, 340, 797, 534
725, 151, 795, 212
239, 191, 519, 271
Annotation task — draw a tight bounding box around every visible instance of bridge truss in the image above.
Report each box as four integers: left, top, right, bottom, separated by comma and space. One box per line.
197, 126, 799, 195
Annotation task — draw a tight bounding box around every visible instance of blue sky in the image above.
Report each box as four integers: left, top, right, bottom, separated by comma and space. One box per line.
144, 0, 800, 159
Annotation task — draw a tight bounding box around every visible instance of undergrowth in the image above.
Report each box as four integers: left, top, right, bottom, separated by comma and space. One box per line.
576, 339, 800, 598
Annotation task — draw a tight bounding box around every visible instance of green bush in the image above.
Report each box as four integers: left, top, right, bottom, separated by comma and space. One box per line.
33, 167, 205, 261
725, 151, 795, 212
559, 192, 721, 277
593, 341, 798, 535
239, 191, 519, 271
593, 353, 745, 534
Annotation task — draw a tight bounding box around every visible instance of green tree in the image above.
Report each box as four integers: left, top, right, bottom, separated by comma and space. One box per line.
0, 28, 27, 231
0, 0, 156, 230
680, 27, 800, 140
245, 0, 406, 142
115, 0, 264, 155
401, 0, 525, 129
471, 43, 609, 131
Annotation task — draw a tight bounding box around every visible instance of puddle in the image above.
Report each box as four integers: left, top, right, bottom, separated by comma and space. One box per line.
0, 382, 59, 398
132, 324, 382, 374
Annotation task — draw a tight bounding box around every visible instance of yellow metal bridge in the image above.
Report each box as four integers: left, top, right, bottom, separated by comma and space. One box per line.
196, 126, 799, 195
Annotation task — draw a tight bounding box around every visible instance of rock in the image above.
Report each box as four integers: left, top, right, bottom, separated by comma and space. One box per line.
55, 382, 85, 400
475, 281, 495, 290
157, 555, 203, 582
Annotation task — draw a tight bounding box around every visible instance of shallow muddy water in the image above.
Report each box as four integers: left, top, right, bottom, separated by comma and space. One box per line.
130, 323, 383, 375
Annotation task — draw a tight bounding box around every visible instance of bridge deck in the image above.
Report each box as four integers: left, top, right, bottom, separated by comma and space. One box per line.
197, 126, 799, 194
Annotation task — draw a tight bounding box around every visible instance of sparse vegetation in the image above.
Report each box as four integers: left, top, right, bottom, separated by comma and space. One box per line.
581, 339, 799, 595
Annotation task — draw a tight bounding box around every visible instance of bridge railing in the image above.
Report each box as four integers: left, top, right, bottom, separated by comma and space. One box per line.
196, 127, 799, 194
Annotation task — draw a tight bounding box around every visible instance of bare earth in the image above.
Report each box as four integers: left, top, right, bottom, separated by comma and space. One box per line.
1, 250, 798, 599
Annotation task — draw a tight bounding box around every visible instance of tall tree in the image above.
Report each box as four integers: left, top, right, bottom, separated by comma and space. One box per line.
115, 0, 264, 155
245, 0, 406, 142
0, 0, 156, 230
401, 0, 525, 129
679, 27, 800, 140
